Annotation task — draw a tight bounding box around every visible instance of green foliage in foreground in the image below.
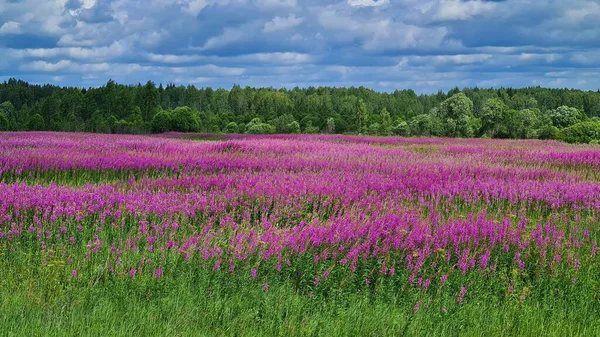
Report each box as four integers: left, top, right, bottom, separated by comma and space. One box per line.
1, 235, 599, 337
1, 267, 599, 337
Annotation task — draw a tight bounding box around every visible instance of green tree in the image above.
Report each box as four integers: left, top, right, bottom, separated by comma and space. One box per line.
0, 112, 9, 131
137, 81, 159, 122
409, 114, 435, 136
170, 106, 200, 132
538, 125, 561, 140
228, 84, 248, 116
379, 108, 392, 136
269, 114, 297, 133
107, 115, 118, 132
437, 93, 476, 137
246, 118, 276, 134
508, 108, 540, 139
0, 102, 15, 130
87, 111, 110, 133
392, 120, 410, 137
304, 121, 320, 134
224, 122, 239, 133
480, 98, 508, 138
28, 114, 45, 131
549, 106, 583, 128
560, 121, 600, 143
326, 118, 335, 133
151, 109, 173, 133
287, 121, 301, 134
357, 99, 369, 134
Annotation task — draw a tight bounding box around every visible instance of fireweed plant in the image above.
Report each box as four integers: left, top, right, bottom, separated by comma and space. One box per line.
0, 132, 599, 336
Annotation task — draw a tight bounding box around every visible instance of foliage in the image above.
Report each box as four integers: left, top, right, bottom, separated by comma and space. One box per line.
28, 113, 45, 131
379, 108, 393, 136
2, 78, 600, 142
560, 121, 600, 144
326, 117, 336, 134
224, 122, 239, 134
246, 118, 276, 134
436, 93, 477, 138
538, 125, 562, 140
392, 120, 410, 136
549, 106, 584, 128
170, 106, 200, 132
0, 112, 8, 131
480, 98, 509, 137
151, 109, 173, 133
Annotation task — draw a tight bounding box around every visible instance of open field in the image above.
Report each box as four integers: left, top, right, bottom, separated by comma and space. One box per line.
1, 132, 599, 336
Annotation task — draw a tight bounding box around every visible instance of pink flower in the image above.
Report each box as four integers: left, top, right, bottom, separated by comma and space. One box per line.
153, 267, 163, 279
423, 278, 431, 290
414, 301, 422, 314
440, 274, 448, 286
250, 268, 257, 279
457, 286, 467, 304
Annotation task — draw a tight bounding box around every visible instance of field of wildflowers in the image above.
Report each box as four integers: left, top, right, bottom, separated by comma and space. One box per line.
1, 132, 599, 336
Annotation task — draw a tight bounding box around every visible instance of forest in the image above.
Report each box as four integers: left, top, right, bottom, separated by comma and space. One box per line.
1, 78, 600, 143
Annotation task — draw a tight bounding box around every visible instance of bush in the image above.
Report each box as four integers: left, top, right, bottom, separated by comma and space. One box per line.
28, 114, 45, 131
287, 121, 301, 134
392, 121, 410, 137
151, 110, 172, 133
170, 107, 200, 132
224, 122, 239, 134
0, 112, 9, 131
246, 118, 276, 134
246, 123, 276, 134
537, 125, 561, 140
560, 121, 600, 144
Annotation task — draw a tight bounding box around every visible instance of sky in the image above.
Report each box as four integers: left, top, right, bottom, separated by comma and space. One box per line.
1, 0, 600, 93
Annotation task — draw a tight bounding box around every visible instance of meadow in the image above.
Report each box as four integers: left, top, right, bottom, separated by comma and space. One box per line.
1, 132, 599, 336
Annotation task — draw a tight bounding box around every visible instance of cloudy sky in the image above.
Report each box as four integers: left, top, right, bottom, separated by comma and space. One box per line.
1, 0, 599, 92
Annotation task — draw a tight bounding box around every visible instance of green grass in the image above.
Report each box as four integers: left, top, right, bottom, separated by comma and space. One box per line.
1, 259, 599, 337
2, 281, 599, 336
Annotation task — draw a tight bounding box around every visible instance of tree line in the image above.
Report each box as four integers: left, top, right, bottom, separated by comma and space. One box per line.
1, 78, 600, 143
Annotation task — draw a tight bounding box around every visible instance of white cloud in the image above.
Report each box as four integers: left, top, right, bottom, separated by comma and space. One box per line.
0, 21, 22, 35
347, 0, 389, 7
197, 64, 245, 76
256, 0, 297, 8
519, 53, 560, 63
263, 14, 303, 33
562, 2, 600, 24
431, 0, 496, 22
79, 63, 112, 72
183, 0, 208, 16
241, 52, 313, 64
14, 42, 127, 62
185, 77, 217, 84
199, 22, 261, 50
570, 51, 600, 65
21, 60, 73, 72
409, 54, 493, 65
145, 53, 204, 63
